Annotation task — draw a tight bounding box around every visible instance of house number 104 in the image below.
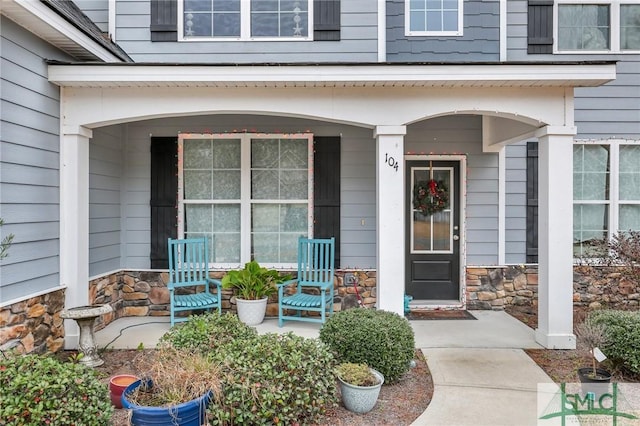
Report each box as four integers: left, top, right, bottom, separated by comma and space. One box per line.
385, 153, 398, 172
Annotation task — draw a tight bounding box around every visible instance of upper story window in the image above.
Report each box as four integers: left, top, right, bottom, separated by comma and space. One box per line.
180, 0, 311, 40
556, 1, 640, 53
405, 0, 464, 36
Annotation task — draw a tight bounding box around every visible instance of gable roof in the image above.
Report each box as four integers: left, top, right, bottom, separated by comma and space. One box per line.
1, 0, 131, 62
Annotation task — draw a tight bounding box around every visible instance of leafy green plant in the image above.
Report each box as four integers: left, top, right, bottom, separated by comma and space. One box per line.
589, 310, 640, 374
207, 332, 338, 425
160, 312, 257, 352
336, 363, 380, 387
0, 353, 113, 425
0, 218, 14, 260
221, 260, 292, 300
319, 308, 415, 383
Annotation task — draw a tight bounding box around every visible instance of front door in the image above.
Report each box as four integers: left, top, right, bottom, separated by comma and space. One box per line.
405, 160, 461, 300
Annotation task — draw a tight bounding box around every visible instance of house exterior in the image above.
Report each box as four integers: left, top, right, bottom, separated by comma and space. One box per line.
0, 0, 636, 353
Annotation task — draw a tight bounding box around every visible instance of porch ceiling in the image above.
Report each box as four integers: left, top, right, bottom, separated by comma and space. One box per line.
47, 63, 616, 89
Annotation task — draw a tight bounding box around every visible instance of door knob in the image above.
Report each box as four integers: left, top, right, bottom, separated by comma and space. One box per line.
453, 235, 459, 241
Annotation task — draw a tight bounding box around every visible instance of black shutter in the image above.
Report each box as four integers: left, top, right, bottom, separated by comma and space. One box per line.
314, 136, 341, 266
314, 0, 341, 41
151, 0, 178, 42
526, 142, 538, 263
150, 137, 178, 269
528, 1, 554, 54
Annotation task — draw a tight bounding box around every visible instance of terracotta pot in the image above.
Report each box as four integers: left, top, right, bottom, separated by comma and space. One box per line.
109, 374, 139, 409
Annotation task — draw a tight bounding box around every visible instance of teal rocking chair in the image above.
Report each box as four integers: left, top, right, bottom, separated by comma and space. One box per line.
278, 237, 335, 327
167, 237, 221, 326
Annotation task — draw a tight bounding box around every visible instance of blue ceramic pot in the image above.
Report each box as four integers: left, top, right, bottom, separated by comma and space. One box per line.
121, 379, 213, 426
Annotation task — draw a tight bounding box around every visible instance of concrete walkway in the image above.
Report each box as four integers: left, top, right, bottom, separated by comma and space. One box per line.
94, 310, 555, 425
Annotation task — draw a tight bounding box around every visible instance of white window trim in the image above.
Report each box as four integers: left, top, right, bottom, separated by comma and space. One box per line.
177, 0, 314, 42
573, 139, 640, 242
554, 0, 640, 54
177, 132, 314, 269
404, 0, 464, 37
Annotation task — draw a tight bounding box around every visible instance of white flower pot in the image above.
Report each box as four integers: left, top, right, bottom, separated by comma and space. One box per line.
236, 297, 268, 326
338, 368, 384, 414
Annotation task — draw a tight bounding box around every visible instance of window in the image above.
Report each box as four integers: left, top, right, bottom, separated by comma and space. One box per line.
178, 133, 313, 267
180, 0, 311, 40
556, 1, 640, 52
406, 0, 463, 36
573, 141, 640, 256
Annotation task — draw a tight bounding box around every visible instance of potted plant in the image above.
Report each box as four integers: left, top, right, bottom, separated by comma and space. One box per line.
222, 260, 292, 325
576, 317, 611, 399
335, 362, 384, 414
122, 344, 221, 426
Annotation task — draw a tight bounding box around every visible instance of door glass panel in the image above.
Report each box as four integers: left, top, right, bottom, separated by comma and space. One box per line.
411, 167, 453, 253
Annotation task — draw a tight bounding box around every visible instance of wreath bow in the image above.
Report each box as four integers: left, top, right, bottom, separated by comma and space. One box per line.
413, 179, 449, 217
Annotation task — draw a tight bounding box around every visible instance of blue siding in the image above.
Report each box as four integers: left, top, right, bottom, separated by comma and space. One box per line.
507, 0, 640, 140
386, 0, 500, 62
76, 0, 110, 33
113, 0, 378, 63
89, 127, 124, 276
505, 142, 527, 264
0, 17, 72, 303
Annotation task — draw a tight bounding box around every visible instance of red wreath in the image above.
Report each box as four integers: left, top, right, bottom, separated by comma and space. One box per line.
413, 179, 449, 216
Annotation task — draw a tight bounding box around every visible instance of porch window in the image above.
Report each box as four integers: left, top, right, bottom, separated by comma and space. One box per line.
573, 141, 640, 256
180, 0, 311, 40
556, 1, 640, 53
178, 133, 313, 268
405, 0, 464, 36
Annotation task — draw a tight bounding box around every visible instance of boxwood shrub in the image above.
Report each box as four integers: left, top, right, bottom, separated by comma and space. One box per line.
0, 353, 113, 425
207, 333, 338, 426
589, 310, 640, 374
319, 308, 415, 383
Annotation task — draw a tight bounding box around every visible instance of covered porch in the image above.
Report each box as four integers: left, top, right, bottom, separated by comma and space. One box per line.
49, 62, 616, 349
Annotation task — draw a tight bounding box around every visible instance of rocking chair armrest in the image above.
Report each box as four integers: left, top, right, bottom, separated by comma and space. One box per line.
206, 277, 222, 290
277, 279, 298, 289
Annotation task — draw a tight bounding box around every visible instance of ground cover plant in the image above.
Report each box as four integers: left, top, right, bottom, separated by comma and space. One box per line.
319, 308, 415, 384
589, 309, 640, 375
0, 352, 113, 425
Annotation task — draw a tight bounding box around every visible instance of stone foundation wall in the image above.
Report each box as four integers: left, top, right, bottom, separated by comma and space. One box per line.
466, 266, 539, 310
573, 265, 640, 309
89, 269, 378, 329
0, 289, 66, 354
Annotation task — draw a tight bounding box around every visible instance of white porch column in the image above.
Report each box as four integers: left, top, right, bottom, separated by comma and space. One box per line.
374, 125, 406, 315
61, 125, 92, 349
535, 125, 576, 349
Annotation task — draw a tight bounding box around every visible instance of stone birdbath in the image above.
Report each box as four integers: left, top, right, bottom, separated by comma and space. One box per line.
60, 304, 112, 367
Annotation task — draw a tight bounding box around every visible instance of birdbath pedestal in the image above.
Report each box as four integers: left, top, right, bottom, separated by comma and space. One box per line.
60, 304, 112, 367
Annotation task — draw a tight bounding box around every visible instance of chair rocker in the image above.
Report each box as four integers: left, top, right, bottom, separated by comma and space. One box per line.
278, 237, 335, 327
167, 237, 221, 326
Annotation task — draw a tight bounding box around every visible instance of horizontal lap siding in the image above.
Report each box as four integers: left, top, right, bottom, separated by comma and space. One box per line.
505, 143, 527, 264
120, 116, 376, 269
507, 1, 640, 140
386, 0, 500, 62
89, 127, 124, 277
115, 0, 378, 63
0, 18, 72, 302
75, 0, 110, 33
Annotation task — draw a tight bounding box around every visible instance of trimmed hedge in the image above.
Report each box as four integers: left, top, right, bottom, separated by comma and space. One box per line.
319, 308, 415, 383
589, 310, 640, 374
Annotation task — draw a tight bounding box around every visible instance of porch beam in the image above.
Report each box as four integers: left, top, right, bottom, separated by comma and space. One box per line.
61, 125, 92, 349
535, 125, 576, 349
374, 125, 406, 315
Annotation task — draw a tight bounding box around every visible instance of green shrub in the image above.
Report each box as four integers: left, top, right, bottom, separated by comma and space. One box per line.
0, 354, 113, 425
589, 310, 640, 374
319, 308, 415, 383
160, 311, 257, 352
208, 333, 338, 425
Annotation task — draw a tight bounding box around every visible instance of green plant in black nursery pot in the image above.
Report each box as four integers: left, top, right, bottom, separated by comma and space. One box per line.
221, 260, 292, 325
576, 317, 611, 387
